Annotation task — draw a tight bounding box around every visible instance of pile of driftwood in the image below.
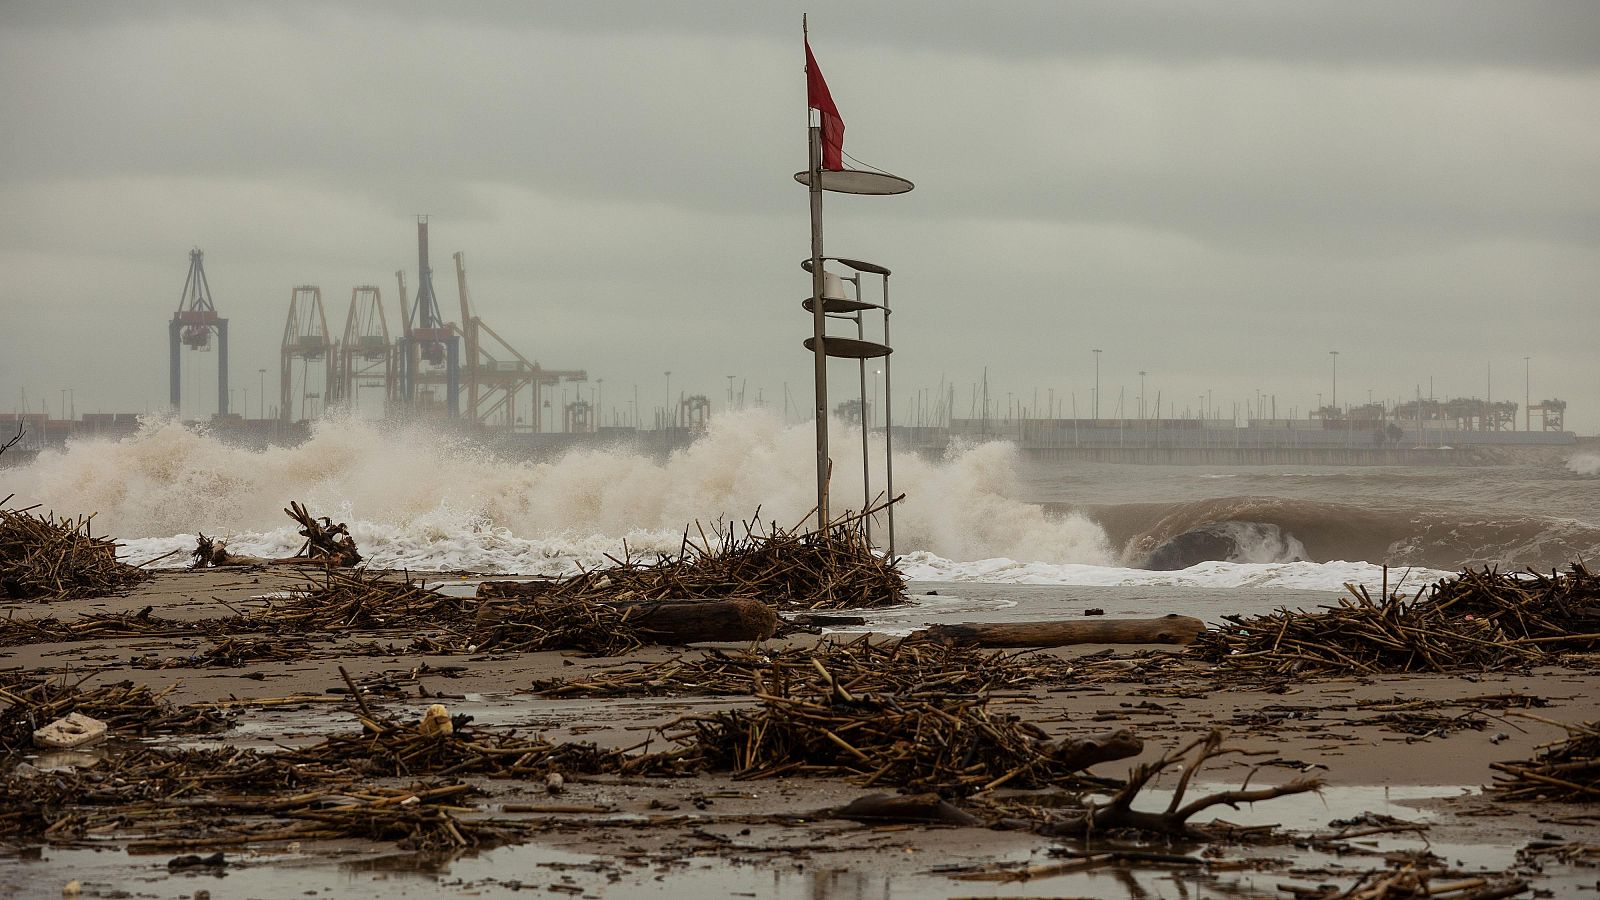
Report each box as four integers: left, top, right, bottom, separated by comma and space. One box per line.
0, 568, 776, 656
0, 606, 205, 648
532, 636, 1076, 698
0, 502, 149, 600
1196, 563, 1600, 676
480, 510, 905, 611
0, 689, 635, 849
0, 675, 229, 755
264, 569, 466, 632
1491, 717, 1600, 803
0, 740, 529, 851
192, 501, 362, 568
665, 679, 1138, 794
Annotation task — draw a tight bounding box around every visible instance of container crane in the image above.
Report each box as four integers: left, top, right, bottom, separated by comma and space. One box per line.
279, 285, 333, 422
168, 248, 230, 419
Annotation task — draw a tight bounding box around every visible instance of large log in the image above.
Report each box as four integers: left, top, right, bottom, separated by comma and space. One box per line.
477, 580, 559, 599
1049, 728, 1144, 771
474, 597, 779, 644
618, 599, 779, 644
911, 614, 1205, 649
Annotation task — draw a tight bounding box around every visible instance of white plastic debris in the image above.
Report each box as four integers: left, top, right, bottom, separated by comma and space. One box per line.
33, 713, 108, 749
545, 772, 565, 794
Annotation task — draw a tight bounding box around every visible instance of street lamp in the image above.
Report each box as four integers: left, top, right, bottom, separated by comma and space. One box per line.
663, 371, 671, 429
1138, 371, 1146, 420
1092, 349, 1102, 421
1524, 356, 1531, 432
1329, 350, 1339, 412
258, 369, 266, 420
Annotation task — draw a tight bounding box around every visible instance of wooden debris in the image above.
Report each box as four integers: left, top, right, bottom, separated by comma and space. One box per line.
531, 636, 1079, 698
1196, 562, 1600, 676
478, 508, 906, 611
474, 598, 778, 653
665, 681, 1138, 794
1491, 717, 1600, 802
0, 503, 149, 600
0, 675, 230, 756
1279, 862, 1529, 900
284, 501, 362, 566
192, 501, 362, 568
1006, 729, 1322, 839
913, 615, 1206, 648
831, 792, 982, 826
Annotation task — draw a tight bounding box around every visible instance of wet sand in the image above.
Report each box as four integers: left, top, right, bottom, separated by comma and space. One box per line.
4, 569, 1599, 898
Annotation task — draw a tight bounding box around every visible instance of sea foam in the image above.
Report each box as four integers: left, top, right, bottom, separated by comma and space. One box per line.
18, 411, 1112, 570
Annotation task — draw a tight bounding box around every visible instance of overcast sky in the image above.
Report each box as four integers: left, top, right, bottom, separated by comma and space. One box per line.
2, 1, 1597, 432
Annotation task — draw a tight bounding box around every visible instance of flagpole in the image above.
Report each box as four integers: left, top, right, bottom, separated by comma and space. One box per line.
807, 119, 830, 532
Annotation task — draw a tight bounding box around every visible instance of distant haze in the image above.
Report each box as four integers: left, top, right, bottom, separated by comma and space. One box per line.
2, 2, 1596, 431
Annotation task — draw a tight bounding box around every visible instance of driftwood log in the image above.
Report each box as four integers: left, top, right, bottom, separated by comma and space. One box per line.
191, 502, 362, 569
910, 615, 1205, 649
1048, 728, 1143, 771
1036, 729, 1321, 839
477, 580, 559, 599
475, 598, 779, 645
831, 793, 983, 826
616, 599, 779, 643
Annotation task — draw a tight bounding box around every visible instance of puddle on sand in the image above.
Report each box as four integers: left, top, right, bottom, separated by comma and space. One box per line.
2, 841, 1227, 899
154, 689, 749, 755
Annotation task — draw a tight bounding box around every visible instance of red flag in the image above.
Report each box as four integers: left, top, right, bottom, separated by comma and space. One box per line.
805, 38, 845, 171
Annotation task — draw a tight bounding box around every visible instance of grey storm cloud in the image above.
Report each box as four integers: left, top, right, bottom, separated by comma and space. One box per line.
0, 1, 1597, 431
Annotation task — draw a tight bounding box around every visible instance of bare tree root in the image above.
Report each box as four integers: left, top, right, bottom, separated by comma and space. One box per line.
1037, 729, 1323, 839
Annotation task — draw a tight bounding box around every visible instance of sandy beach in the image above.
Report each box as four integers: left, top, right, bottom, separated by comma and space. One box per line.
4, 568, 1598, 898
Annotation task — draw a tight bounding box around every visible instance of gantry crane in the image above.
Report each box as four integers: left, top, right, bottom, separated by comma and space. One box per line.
1529, 399, 1567, 431
395, 217, 460, 417
279, 285, 333, 422
332, 285, 393, 410
168, 248, 230, 418
452, 250, 585, 431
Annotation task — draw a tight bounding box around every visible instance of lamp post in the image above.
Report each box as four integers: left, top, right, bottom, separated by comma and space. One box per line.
663, 371, 671, 429
1329, 350, 1339, 412
1138, 371, 1146, 421
258, 369, 266, 420
1524, 356, 1531, 432
1092, 349, 1102, 421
